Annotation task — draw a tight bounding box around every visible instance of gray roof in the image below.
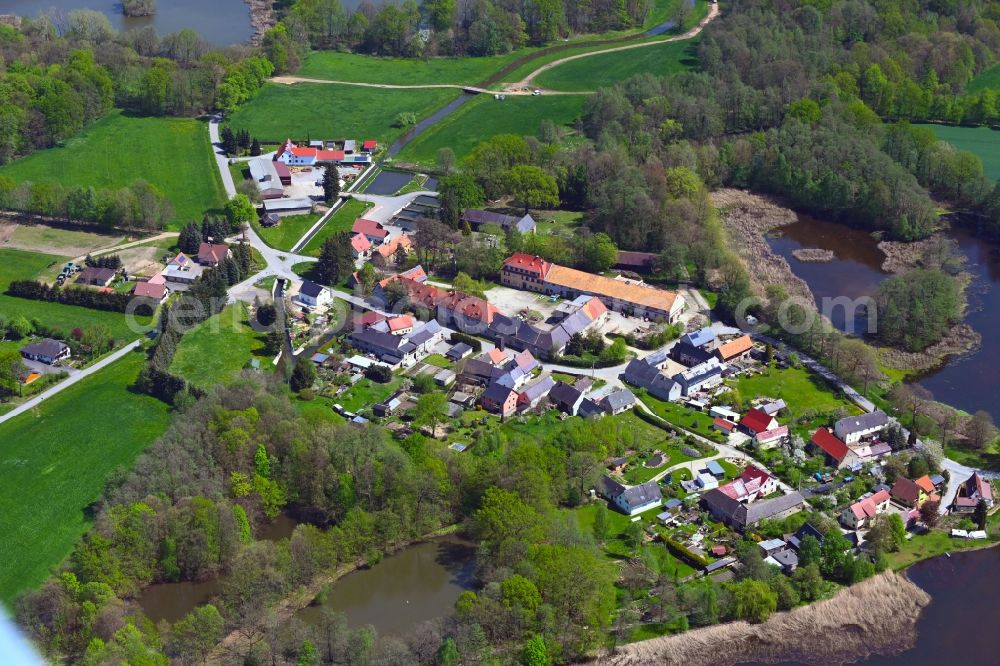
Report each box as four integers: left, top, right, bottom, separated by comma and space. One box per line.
263, 197, 313, 212
761, 399, 787, 415
462, 209, 536, 233
405, 319, 442, 347
680, 327, 716, 348
706, 460, 725, 476
300, 280, 324, 298
483, 381, 516, 403
519, 375, 555, 402
249, 157, 280, 185
618, 480, 662, 511
705, 557, 736, 573
672, 342, 714, 364
579, 398, 604, 418
446, 343, 472, 359
549, 381, 583, 409
834, 410, 889, 436
771, 549, 799, 569
602, 388, 636, 412
350, 328, 414, 357
20, 338, 68, 358
674, 358, 723, 384
703, 489, 805, 530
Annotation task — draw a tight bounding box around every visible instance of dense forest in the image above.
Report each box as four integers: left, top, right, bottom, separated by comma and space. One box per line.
271, 0, 657, 60
0, 13, 273, 163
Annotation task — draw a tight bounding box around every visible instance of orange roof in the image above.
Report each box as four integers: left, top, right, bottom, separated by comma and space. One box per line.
377, 234, 413, 258
914, 475, 935, 494
580, 296, 608, 320
487, 348, 510, 365
23, 372, 40, 385
387, 315, 414, 332
544, 264, 679, 314
316, 149, 345, 161
351, 234, 371, 252
717, 335, 752, 360
439, 291, 498, 324
503, 252, 551, 278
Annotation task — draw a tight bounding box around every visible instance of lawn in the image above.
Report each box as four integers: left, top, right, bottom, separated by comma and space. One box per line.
252, 213, 321, 252
534, 209, 584, 236
572, 503, 696, 577
298, 51, 525, 85
967, 62, 1000, 94
169, 303, 266, 389
3, 224, 123, 257
227, 83, 460, 145
301, 199, 373, 257
885, 517, 1000, 570
396, 94, 586, 165
422, 353, 453, 368
0, 351, 172, 603
734, 366, 861, 438
0, 248, 153, 341
535, 37, 700, 92
926, 124, 1000, 181
0, 110, 227, 229
634, 389, 725, 442
335, 376, 403, 414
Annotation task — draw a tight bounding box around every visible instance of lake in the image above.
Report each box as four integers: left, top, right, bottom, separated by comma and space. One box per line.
6, 0, 252, 45
745, 546, 1000, 666
296, 538, 477, 636
767, 214, 1000, 421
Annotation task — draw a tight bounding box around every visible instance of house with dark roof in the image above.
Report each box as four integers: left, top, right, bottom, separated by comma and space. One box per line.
889, 477, 927, 508
197, 242, 230, 267
297, 280, 332, 308
549, 381, 585, 416
76, 266, 116, 287
481, 382, 519, 418
20, 338, 70, 365
673, 358, 725, 396
445, 343, 472, 361
598, 475, 663, 516
834, 410, 889, 444
787, 523, 825, 551
458, 358, 497, 386
622, 355, 682, 402
951, 472, 994, 513
348, 328, 417, 366
701, 488, 805, 532
679, 328, 717, 350
671, 341, 715, 366
601, 388, 636, 415
517, 375, 556, 411
462, 209, 536, 234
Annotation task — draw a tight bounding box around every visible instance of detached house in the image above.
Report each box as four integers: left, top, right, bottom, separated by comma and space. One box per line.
840, 490, 891, 530
462, 209, 536, 234
76, 266, 116, 287
352, 218, 390, 245
297, 281, 332, 308
20, 338, 70, 365
481, 382, 519, 418
197, 242, 230, 267
809, 428, 857, 470
834, 410, 889, 444
599, 476, 662, 516
549, 381, 585, 416
951, 472, 994, 513
889, 477, 927, 508
740, 408, 779, 436
275, 138, 344, 166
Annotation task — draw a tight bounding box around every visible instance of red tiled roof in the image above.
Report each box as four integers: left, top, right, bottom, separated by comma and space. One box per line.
615, 250, 658, 268
740, 408, 776, 435
133, 281, 166, 299
713, 418, 736, 432
581, 296, 608, 320
363, 140, 377, 150
487, 348, 510, 365
739, 465, 772, 485
440, 291, 498, 324
503, 252, 551, 278
351, 234, 371, 253
361, 311, 385, 326
387, 315, 414, 332
352, 218, 389, 240
316, 149, 345, 161
849, 490, 890, 520
197, 242, 229, 264
811, 428, 849, 463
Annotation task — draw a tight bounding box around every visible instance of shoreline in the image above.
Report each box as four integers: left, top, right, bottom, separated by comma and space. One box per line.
593, 571, 931, 666
243, 0, 276, 45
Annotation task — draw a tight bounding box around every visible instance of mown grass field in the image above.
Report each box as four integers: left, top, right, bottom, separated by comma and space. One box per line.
0, 351, 172, 603
396, 94, 586, 165
301, 198, 373, 257
0, 111, 227, 230
927, 124, 1000, 181
298, 51, 524, 85
169, 303, 266, 388
0, 248, 152, 340
227, 83, 459, 146
967, 62, 1000, 94
535, 37, 699, 91
252, 213, 321, 251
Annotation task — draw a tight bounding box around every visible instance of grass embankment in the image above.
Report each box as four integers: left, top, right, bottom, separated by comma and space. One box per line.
0, 352, 172, 604
535, 37, 699, 91
0, 111, 227, 229
926, 123, 1000, 181
599, 571, 929, 666
169, 303, 267, 389
0, 248, 152, 340
297, 51, 525, 85
228, 83, 459, 146
300, 199, 373, 257
396, 94, 586, 165
252, 213, 321, 252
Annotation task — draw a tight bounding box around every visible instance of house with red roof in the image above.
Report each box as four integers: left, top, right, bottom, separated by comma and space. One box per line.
274, 139, 346, 166
362, 139, 378, 153
840, 490, 891, 530
951, 472, 994, 513
197, 242, 230, 267
386, 315, 414, 335
740, 408, 778, 436
500, 252, 553, 290
352, 218, 390, 245
132, 279, 167, 302
809, 428, 857, 469
350, 233, 372, 258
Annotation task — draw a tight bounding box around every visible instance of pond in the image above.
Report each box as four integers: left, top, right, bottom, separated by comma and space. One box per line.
364, 170, 414, 196
296, 538, 477, 636
767, 213, 1000, 421
6, 0, 252, 45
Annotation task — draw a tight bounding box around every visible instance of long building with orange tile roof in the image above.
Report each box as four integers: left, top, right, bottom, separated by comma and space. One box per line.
500, 253, 684, 322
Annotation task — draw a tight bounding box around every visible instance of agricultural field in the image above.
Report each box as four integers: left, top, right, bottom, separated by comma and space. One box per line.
535, 37, 699, 92
927, 124, 1000, 181
0, 352, 172, 603
0, 111, 227, 229
301, 199, 373, 257
169, 303, 267, 389
396, 94, 586, 165
0, 248, 153, 340
0, 223, 122, 258
227, 83, 459, 146
297, 51, 524, 85
252, 213, 321, 252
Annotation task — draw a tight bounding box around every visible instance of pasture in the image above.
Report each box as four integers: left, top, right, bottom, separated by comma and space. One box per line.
227, 83, 459, 146
0, 352, 172, 603
927, 124, 1000, 181
535, 38, 699, 91
967, 63, 1000, 94
169, 303, 266, 388
298, 51, 522, 86
396, 94, 586, 165
0, 111, 227, 229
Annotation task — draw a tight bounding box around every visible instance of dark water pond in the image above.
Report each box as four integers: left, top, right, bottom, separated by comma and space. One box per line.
296, 538, 477, 636
6, 0, 252, 45
767, 214, 1000, 421
365, 170, 414, 195
742, 546, 1000, 666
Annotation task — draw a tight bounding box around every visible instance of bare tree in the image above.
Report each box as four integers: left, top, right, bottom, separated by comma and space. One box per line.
964, 411, 997, 451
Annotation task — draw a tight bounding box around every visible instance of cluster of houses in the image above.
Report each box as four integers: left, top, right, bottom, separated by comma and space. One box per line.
808, 410, 895, 471
130, 242, 233, 303
700, 465, 805, 532
500, 252, 685, 323
623, 327, 754, 403
348, 217, 414, 263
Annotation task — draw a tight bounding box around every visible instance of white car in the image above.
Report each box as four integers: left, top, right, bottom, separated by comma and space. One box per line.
532, 89, 541, 96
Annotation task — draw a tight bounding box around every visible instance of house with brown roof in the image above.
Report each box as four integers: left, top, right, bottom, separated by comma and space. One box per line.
951, 472, 994, 513
614, 251, 658, 272
132, 279, 167, 302
890, 477, 927, 508
352, 218, 390, 245
76, 266, 116, 287
716, 335, 753, 363
197, 242, 230, 267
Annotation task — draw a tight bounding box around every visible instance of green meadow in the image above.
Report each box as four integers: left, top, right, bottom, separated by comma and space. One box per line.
927, 123, 1000, 181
